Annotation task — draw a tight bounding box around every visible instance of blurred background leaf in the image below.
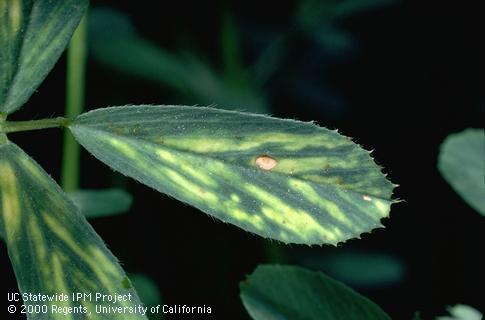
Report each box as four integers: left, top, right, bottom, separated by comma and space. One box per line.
88, 0, 397, 118
88, 8, 268, 113
130, 273, 163, 320
438, 129, 485, 215
67, 188, 133, 218
436, 304, 483, 320
297, 250, 405, 288
295, 0, 398, 51
240, 264, 391, 320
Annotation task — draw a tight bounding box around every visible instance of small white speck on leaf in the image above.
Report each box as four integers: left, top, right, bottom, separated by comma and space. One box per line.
363, 195, 372, 201
255, 155, 277, 170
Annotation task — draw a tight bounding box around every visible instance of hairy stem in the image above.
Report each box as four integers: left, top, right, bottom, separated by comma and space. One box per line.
61, 14, 88, 192
1, 117, 69, 133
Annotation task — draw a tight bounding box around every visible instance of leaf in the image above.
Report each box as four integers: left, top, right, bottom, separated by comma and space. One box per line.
298, 250, 405, 288
130, 273, 163, 319
69, 105, 395, 245
0, 141, 147, 319
88, 8, 268, 113
0, 0, 89, 114
437, 304, 483, 320
331, 0, 398, 17
438, 128, 485, 215
297, 0, 397, 26
68, 188, 133, 218
240, 265, 391, 320
295, 0, 397, 52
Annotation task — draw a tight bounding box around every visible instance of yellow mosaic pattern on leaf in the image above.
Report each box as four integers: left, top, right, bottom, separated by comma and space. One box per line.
70, 105, 396, 245
0, 142, 147, 319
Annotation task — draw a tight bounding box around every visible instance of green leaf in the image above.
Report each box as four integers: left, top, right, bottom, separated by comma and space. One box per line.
240, 265, 391, 320
332, 0, 398, 17
438, 128, 485, 215
437, 304, 483, 320
88, 8, 268, 113
299, 250, 405, 288
130, 273, 163, 319
295, 0, 397, 52
0, 141, 147, 319
68, 188, 133, 218
0, 0, 89, 114
297, 0, 397, 26
70, 105, 395, 245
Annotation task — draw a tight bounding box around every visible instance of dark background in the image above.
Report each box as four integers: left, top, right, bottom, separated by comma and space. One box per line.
2, 0, 483, 319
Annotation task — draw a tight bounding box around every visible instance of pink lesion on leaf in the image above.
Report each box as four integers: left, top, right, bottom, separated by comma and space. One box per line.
255, 155, 278, 171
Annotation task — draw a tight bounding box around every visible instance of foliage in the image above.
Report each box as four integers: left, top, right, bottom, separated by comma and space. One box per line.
130, 274, 163, 320
0, 0, 89, 114
240, 265, 391, 320
0, 142, 145, 319
88, 8, 267, 113
297, 250, 405, 288
0, 1, 397, 319
69, 105, 395, 245
1, 1, 481, 320
437, 304, 483, 320
67, 188, 133, 218
438, 128, 485, 215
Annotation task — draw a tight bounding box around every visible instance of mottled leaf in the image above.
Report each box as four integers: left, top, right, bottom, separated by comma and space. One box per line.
70, 105, 395, 245
0, 0, 89, 114
0, 141, 147, 319
438, 129, 485, 215
68, 188, 133, 218
240, 265, 391, 320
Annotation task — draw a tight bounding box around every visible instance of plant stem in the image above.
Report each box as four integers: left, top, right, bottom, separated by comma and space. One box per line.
61, 14, 88, 192
1, 117, 69, 133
